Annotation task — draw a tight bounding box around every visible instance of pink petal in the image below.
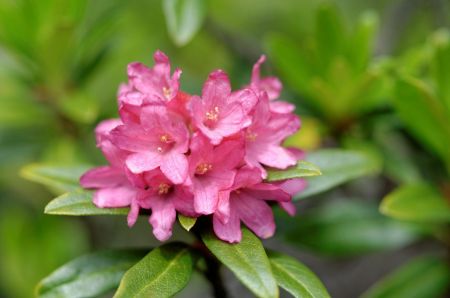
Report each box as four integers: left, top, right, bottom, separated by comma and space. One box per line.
126, 152, 162, 174
269, 101, 295, 113
202, 70, 231, 105
93, 186, 136, 208
172, 186, 197, 217
287, 147, 306, 161
256, 145, 297, 169
229, 88, 258, 114
216, 190, 231, 224
246, 183, 291, 202
110, 124, 157, 153
99, 140, 128, 168
259, 77, 282, 100
213, 139, 244, 170
80, 166, 124, 188
279, 201, 296, 216
278, 178, 307, 196
127, 200, 140, 227
233, 193, 275, 239
95, 119, 122, 144
193, 178, 219, 215
161, 153, 188, 184
149, 198, 176, 241
213, 210, 241, 243
232, 167, 262, 189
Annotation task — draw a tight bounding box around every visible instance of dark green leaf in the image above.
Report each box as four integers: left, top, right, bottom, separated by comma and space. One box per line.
362, 256, 450, 298
268, 251, 330, 298
45, 190, 129, 216
380, 183, 450, 224
178, 214, 197, 231
266, 161, 322, 181
114, 243, 194, 298
163, 0, 206, 46
202, 228, 278, 298
20, 164, 90, 194
37, 249, 147, 298
298, 149, 381, 199
278, 200, 419, 257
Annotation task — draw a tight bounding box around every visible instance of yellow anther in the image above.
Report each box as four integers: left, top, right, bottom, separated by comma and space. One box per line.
195, 163, 213, 175
162, 87, 172, 99
157, 146, 163, 152
246, 131, 258, 141
205, 106, 220, 121
160, 134, 171, 143
158, 183, 171, 195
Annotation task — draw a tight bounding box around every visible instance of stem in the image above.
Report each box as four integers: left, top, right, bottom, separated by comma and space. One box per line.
191, 221, 229, 298
204, 254, 228, 298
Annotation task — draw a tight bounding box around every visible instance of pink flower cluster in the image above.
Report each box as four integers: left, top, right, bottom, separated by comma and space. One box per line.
80, 51, 305, 243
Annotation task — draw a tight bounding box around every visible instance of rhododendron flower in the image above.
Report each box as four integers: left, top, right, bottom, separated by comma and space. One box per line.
81, 119, 137, 208
213, 167, 292, 243
111, 105, 189, 184
127, 170, 197, 241
80, 50, 306, 244
187, 133, 244, 214
249, 55, 295, 114
190, 70, 257, 145
244, 93, 299, 177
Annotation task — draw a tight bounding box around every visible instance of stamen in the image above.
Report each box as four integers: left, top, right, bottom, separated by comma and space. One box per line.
158, 183, 171, 195
160, 134, 171, 143
205, 106, 220, 121
162, 87, 172, 99
246, 130, 258, 141
195, 163, 213, 175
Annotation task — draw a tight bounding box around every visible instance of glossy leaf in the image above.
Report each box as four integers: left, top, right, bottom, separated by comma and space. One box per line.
178, 214, 197, 231
278, 200, 419, 257
114, 243, 194, 298
393, 77, 450, 170
20, 164, 90, 193
37, 249, 147, 298
163, 0, 206, 46
362, 256, 450, 298
266, 160, 322, 181
297, 149, 381, 199
45, 190, 129, 216
202, 228, 278, 298
268, 251, 330, 298
381, 183, 450, 224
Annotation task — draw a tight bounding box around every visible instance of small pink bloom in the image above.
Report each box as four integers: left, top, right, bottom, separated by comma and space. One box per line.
187, 133, 244, 215
190, 70, 257, 145
128, 170, 197, 241
111, 105, 189, 184
244, 93, 299, 177
213, 167, 291, 243
118, 51, 182, 123
249, 55, 295, 114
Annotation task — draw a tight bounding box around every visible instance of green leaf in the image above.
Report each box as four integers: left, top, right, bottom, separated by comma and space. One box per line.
268, 251, 330, 298
114, 243, 194, 298
20, 164, 90, 194
266, 161, 322, 181
202, 228, 278, 298
380, 183, 450, 224
45, 190, 129, 216
362, 256, 450, 298
393, 77, 450, 171
178, 214, 197, 231
298, 149, 381, 199
278, 200, 419, 257
37, 249, 147, 298
431, 29, 450, 115
163, 0, 206, 46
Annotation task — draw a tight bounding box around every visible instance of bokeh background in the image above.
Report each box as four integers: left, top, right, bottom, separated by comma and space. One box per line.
0, 0, 449, 297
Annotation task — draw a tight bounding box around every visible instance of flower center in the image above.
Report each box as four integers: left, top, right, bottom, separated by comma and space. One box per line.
157, 134, 173, 153
162, 86, 172, 99
246, 129, 258, 141
158, 183, 171, 195
205, 106, 220, 121
195, 163, 213, 175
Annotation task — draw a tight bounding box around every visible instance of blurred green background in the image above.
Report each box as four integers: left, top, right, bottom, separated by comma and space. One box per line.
1, 0, 449, 297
